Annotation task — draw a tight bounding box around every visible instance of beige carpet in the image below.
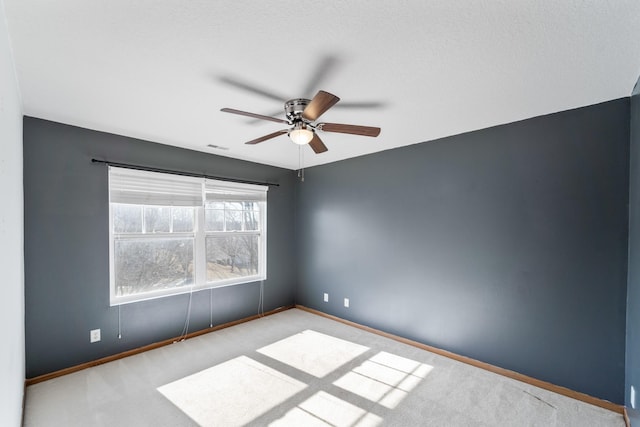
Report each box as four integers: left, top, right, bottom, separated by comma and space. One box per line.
23, 308, 625, 426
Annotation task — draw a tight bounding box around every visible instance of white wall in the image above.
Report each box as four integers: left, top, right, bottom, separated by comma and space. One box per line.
0, 1, 24, 425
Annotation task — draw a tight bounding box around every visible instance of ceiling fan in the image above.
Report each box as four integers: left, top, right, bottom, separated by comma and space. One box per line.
221, 90, 381, 154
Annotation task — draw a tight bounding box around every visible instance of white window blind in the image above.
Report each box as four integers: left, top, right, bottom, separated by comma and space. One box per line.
205, 179, 268, 202
109, 166, 203, 206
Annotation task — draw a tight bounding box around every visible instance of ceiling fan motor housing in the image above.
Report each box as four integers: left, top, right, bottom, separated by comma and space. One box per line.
285, 98, 311, 121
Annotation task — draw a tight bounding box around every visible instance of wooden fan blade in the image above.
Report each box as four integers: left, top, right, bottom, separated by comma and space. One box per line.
302, 90, 340, 121
221, 108, 289, 124
245, 130, 288, 145
218, 76, 286, 102
301, 55, 339, 98
320, 122, 381, 137
308, 133, 328, 154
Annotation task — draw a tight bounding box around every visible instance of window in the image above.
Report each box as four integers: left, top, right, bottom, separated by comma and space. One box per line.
203, 181, 266, 285
109, 167, 267, 305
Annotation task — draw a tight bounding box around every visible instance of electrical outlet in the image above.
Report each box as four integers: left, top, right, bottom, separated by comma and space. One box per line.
632, 385, 637, 409
90, 329, 101, 343
344, 298, 349, 308
323, 293, 329, 302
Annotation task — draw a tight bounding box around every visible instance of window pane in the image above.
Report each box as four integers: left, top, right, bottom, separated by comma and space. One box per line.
205, 209, 224, 231
225, 209, 242, 231
224, 202, 243, 210
243, 208, 260, 231
113, 204, 142, 233
144, 207, 171, 233
114, 238, 194, 296
172, 207, 194, 232
242, 201, 259, 211
206, 235, 259, 282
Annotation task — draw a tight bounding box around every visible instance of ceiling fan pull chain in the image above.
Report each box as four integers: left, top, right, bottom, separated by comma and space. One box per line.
298, 145, 305, 182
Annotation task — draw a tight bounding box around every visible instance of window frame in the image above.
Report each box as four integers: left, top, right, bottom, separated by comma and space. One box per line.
108, 167, 267, 306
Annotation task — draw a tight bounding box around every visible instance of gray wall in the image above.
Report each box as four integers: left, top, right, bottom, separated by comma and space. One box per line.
23, 117, 297, 378
296, 99, 629, 404
627, 77, 640, 425
0, 0, 25, 424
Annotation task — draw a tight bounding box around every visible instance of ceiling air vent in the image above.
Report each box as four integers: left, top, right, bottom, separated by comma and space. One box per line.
207, 144, 229, 151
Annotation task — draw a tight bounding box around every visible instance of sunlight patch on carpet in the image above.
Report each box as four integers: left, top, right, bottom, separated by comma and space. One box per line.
257, 329, 369, 377
270, 391, 382, 427
157, 355, 306, 427
333, 351, 433, 409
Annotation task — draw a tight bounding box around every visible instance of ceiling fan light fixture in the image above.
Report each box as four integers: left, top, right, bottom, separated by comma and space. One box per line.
289, 123, 314, 145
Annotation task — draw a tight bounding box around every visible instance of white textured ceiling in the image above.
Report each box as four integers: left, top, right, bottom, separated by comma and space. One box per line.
4, 1, 640, 170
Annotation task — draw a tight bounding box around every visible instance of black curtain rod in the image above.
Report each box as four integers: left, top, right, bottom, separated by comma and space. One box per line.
91, 159, 280, 187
